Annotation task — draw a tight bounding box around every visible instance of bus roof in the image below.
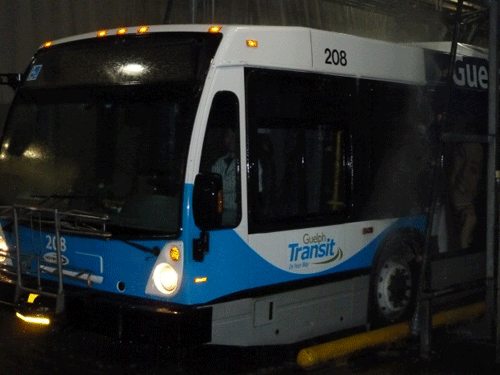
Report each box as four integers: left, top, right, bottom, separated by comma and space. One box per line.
39, 25, 486, 86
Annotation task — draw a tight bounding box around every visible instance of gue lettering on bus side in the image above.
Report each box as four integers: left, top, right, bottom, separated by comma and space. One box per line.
453, 55, 489, 90
287, 232, 343, 270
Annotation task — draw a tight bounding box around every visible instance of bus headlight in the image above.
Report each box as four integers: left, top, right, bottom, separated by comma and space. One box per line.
153, 263, 178, 294
145, 241, 183, 297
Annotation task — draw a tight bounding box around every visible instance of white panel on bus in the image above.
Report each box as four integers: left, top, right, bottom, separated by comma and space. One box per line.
214, 26, 313, 71
310, 29, 426, 85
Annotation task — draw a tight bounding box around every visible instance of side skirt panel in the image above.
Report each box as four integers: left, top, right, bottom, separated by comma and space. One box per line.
209, 275, 369, 346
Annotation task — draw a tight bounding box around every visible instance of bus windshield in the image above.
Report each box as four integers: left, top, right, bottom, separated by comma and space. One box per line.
0, 33, 221, 235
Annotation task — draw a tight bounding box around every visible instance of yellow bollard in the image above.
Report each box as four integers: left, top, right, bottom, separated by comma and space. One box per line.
297, 302, 485, 369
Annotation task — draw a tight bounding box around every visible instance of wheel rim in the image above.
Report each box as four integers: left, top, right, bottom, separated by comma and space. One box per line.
376, 258, 412, 321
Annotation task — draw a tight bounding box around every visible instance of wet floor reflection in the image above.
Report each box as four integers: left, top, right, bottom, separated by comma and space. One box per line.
0, 307, 497, 375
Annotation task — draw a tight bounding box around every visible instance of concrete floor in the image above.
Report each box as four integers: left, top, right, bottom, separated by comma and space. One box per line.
300, 317, 498, 375
0, 306, 499, 375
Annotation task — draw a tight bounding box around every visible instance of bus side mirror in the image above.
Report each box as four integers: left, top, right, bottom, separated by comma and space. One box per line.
0, 73, 22, 90
193, 172, 223, 231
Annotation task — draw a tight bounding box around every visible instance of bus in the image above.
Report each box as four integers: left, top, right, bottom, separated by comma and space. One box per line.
0, 24, 488, 346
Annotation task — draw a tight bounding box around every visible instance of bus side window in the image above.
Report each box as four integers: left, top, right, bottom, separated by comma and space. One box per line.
246, 69, 352, 232
199, 91, 241, 228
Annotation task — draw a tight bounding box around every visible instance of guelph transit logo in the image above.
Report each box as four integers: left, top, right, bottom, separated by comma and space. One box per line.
288, 233, 343, 270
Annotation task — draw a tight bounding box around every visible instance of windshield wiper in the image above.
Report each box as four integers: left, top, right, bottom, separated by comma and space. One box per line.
30, 194, 93, 207
118, 239, 161, 257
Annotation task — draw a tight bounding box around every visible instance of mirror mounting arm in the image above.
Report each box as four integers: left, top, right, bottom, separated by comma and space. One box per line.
193, 231, 209, 262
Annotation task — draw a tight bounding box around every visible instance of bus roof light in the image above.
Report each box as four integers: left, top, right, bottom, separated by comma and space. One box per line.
43, 41, 53, 48
137, 26, 149, 34
208, 26, 222, 33
117, 28, 128, 35
97, 30, 107, 37
246, 39, 258, 48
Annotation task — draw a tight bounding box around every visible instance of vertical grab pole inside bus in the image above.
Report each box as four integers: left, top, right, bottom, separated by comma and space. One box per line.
410, 0, 464, 359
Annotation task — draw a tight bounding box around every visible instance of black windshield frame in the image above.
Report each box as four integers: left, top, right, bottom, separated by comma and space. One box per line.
0, 32, 222, 238
24, 32, 222, 88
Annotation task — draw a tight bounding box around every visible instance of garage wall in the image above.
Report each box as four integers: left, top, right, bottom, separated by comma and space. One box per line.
0, 0, 448, 125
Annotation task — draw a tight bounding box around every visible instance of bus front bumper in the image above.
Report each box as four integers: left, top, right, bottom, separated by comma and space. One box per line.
0, 278, 212, 345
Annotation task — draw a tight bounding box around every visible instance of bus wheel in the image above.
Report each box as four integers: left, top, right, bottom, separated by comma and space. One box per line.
372, 249, 415, 326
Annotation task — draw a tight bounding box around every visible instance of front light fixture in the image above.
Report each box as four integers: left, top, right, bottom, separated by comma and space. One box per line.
16, 312, 50, 325
0, 237, 7, 251
170, 246, 180, 262
0, 234, 8, 262
153, 263, 178, 294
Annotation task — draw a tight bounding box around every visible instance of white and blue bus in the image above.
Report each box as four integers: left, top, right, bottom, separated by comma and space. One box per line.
0, 25, 488, 346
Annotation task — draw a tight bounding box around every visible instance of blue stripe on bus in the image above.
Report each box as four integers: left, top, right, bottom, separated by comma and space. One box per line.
185, 211, 426, 303
10, 224, 164, 297
5, 183, 426, 306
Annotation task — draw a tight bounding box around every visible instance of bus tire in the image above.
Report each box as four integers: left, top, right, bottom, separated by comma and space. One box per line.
371, 237, 419, 327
